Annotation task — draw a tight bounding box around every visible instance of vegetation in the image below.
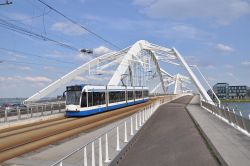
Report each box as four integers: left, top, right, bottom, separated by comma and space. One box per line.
221, 99, 250, 103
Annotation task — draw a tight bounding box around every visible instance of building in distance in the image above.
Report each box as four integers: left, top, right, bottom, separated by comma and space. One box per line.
208, 83, 249, 100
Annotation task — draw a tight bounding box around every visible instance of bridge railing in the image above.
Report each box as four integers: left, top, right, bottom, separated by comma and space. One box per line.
50, 97, 169, 166
0, 101, 65, 123
201, 100, 250, 136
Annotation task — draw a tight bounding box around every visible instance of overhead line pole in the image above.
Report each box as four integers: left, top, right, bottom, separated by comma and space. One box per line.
37, 0, 121, 50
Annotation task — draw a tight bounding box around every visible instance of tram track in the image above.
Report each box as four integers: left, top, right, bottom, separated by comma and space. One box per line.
0, 118, 76, 138
0, 99, 157, 163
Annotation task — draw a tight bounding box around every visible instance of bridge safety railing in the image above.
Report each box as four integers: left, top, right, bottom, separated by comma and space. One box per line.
201, 100, 250, 136
50, 97, 169, 166
0, 101, 66, 123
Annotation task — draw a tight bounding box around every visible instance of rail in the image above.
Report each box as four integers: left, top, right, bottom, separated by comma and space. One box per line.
0, 101, 66, 123
50, 97, 169, 166
201, 100, 250, 137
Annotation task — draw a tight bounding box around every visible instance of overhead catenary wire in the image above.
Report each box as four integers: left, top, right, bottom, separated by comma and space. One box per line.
4, 9, 51, 22
37, 0, 121, 50
0, 47, 78, 65
0, 18, 79, 51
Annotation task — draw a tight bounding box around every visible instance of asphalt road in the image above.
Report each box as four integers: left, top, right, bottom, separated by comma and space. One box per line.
118, 96, 218, 166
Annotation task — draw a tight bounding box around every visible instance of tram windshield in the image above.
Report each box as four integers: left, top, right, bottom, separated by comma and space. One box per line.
66, 85, 82, 105
66, 91, 81, 105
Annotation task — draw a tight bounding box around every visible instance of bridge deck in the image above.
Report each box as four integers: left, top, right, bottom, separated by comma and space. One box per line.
118, 96, 218, 166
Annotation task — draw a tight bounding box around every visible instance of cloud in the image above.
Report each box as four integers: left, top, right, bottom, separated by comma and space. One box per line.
24, 76, 52, 83
0, 76, 52, 83
51, 21, 87, 36
241, 61, 250, 66
154, 24, 213, 41
134, 0, 250, 24
93, 46, 112, 55
78, 45, 113, 60
216, 43, 234, 53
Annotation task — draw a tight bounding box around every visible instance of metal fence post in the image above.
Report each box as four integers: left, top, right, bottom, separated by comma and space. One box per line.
26, 106, 29, 119
239, 111, 247, 130
84, 146, 87, 166
17, 108, 21, 120
116, 126, 121, 151
31, 107, 33, 118
232, 108, 239, 126
4, 109, 7, 122
226, 107, 231, 123
42, 105, 44, 116
142, 109, 145, 124
51, 104, 53, 114
99, 137, 103, 166
147, 107, 151, 120
149, 105, 151, 118
135, 114, 138, 131
104, 133, 110, 163
130, 116, 134, 136
139, 111, 142, 127
91, 142, 95, 166
124, 121, 128, 143
59, 102, 61, 113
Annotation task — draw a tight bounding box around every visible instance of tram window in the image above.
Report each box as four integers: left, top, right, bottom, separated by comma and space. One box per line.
88, 92, 93, 107
100, 92, 105, 105
144, 90, 149, 97
109, 92, 114, 103
135, 91, 142, 99
81, 92, 87, 107
120, 91, 125, 101
93, 92, 106, 106
109, 91, 126, 103
128, 91, 133, 100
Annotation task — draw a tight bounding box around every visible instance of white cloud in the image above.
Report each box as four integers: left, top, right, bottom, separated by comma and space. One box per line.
216, 43, 234, 53
78, 46, 113, 60
93, 46, 112, 55
24, 76, 52, 83
0, 76, 18, 82
51, 21, 87, 36
0, 76, 52, 83
134, 0, 250, 24
241, 61, 250, 66
155, 24, 213, 41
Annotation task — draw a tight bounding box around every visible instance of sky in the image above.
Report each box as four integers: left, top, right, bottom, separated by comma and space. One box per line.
0, 0, 250, 98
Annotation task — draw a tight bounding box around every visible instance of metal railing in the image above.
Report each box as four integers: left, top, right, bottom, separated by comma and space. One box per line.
50, 98, 169, 166
201, 100, 250, 136
0, 101, 66, 123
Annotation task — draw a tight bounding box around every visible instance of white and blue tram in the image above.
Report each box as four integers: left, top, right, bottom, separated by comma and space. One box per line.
65, 85, 149, 117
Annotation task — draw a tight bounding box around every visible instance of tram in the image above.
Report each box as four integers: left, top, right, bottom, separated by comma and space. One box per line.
65, 84, 149, 117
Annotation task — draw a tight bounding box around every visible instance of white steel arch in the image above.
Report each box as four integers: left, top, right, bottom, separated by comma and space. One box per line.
24, 40, 213, 103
